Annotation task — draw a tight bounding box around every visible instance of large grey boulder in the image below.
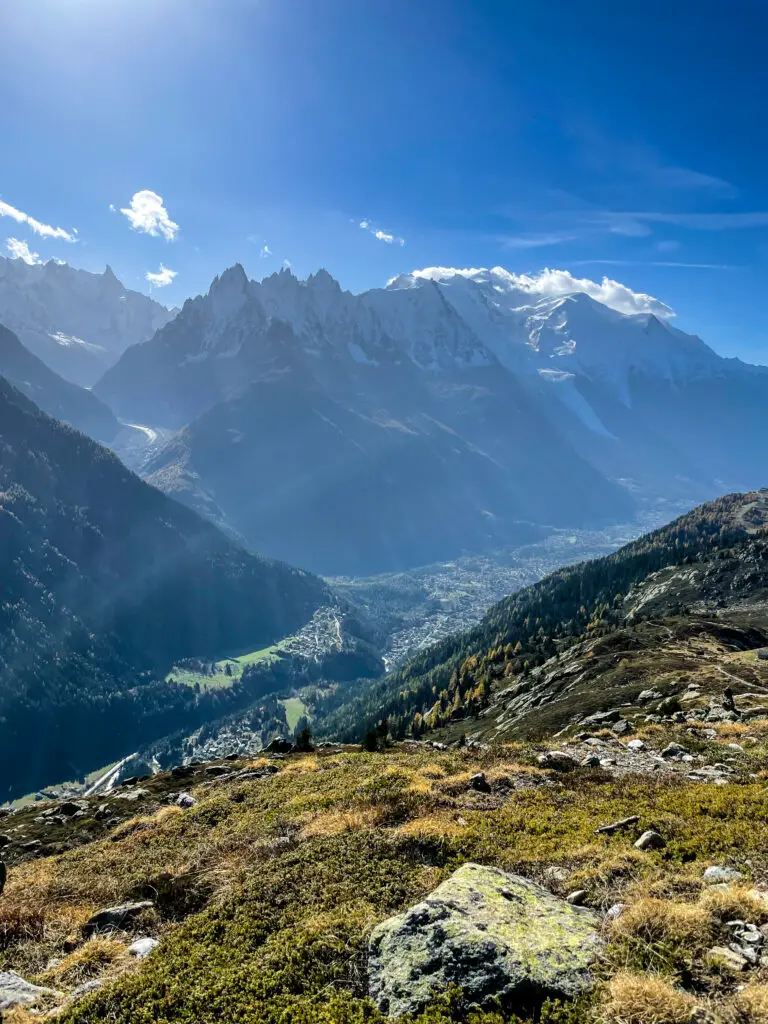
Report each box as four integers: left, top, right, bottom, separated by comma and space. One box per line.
0, 970, 59, 1010
368, 863, 603, 1017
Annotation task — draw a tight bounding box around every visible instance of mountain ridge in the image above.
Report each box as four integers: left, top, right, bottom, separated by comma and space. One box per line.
0, 255, 172, 386
0, 375, 329, 796
0, 323, 119, 441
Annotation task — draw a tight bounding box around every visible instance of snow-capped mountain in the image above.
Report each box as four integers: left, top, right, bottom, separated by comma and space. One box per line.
0, 256, 172, 386
387, 266, 722, 390
94, 263, 768, 575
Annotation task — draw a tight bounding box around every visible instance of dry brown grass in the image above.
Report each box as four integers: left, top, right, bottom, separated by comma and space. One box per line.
699, 884, 768, 924
280, 756, 323, 776
298, 804, 390, 839
396, 811, 471, 840
610, 898, 712, 948
728, 984, 768, 1024
599, 971, 700, 1024
39, 937, 130, 987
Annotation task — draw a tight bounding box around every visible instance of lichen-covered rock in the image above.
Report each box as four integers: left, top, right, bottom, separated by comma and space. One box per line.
368, 863, 603, 1018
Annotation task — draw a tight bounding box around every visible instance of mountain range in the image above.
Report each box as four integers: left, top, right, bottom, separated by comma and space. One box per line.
89, 263, 768, 575
0, 255, 172, 386
0, 376, 328, 797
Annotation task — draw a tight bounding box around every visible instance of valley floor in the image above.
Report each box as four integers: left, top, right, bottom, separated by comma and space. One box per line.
333, 499, 695, 669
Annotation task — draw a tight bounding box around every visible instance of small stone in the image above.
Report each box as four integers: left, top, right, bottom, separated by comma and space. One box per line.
681, 754, 696, 763
708, 946, 750, 972
737, 929, 763, 946
637, 689, 663, 702
175, 792, 197, 808
537, 751, 578, 772
71, 978, 104, 998
703, 865, 744, 885
634, 830, 665, 851
84, 901, 154, 935
56, 801, 83, 817
727, 743, 745, 752
581, 755, 601, 768
543, 866, 570, 883
203, 765, 229, 777
128, 937, 159, 958
605, 903, 627, 920
599, 758, 616, 768
581, 709, 621, 727
611, 719, 631, 736
469, 772, 490, 793
627, 739, 646, 752
731, 942, 759, 964
661, 742, 689, 759
566, 889, 588, 906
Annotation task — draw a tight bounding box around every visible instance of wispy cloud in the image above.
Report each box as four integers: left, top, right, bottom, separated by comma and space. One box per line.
570, 258, 737, 270
260, 243, 272, 258
497, 231, 576, 249
656, 239, 680, 252
360, 218, 405, 246
5, 237, 41, 264
628, 211, 768, 230
145, 263, 177, 287
121, 190, 179, 241
649, 165, 737, 197
0, 199, 76, 241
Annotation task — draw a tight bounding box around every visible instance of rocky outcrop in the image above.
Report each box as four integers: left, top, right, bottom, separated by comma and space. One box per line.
367, 863, 603, 1017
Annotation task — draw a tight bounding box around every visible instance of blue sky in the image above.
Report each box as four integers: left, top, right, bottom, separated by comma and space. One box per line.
2, 0, 768, 360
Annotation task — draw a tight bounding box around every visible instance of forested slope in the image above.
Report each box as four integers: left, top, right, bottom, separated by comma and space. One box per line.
0, 378, 328, 796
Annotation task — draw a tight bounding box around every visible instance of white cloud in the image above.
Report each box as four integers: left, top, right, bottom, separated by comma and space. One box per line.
0, 199, 76, 241
109, 203, 116, 212
120, 190, 179, 241
656, 239, 680, 252
260, 243, 272, 258
374, 229, 405, 246
5, 237, 41, 264
145, 263, 177, 287
359, 218, 405, 245
411, 266, 674, 318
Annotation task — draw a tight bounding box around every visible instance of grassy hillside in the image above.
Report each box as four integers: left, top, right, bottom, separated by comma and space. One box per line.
3, 721, 768, 1023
